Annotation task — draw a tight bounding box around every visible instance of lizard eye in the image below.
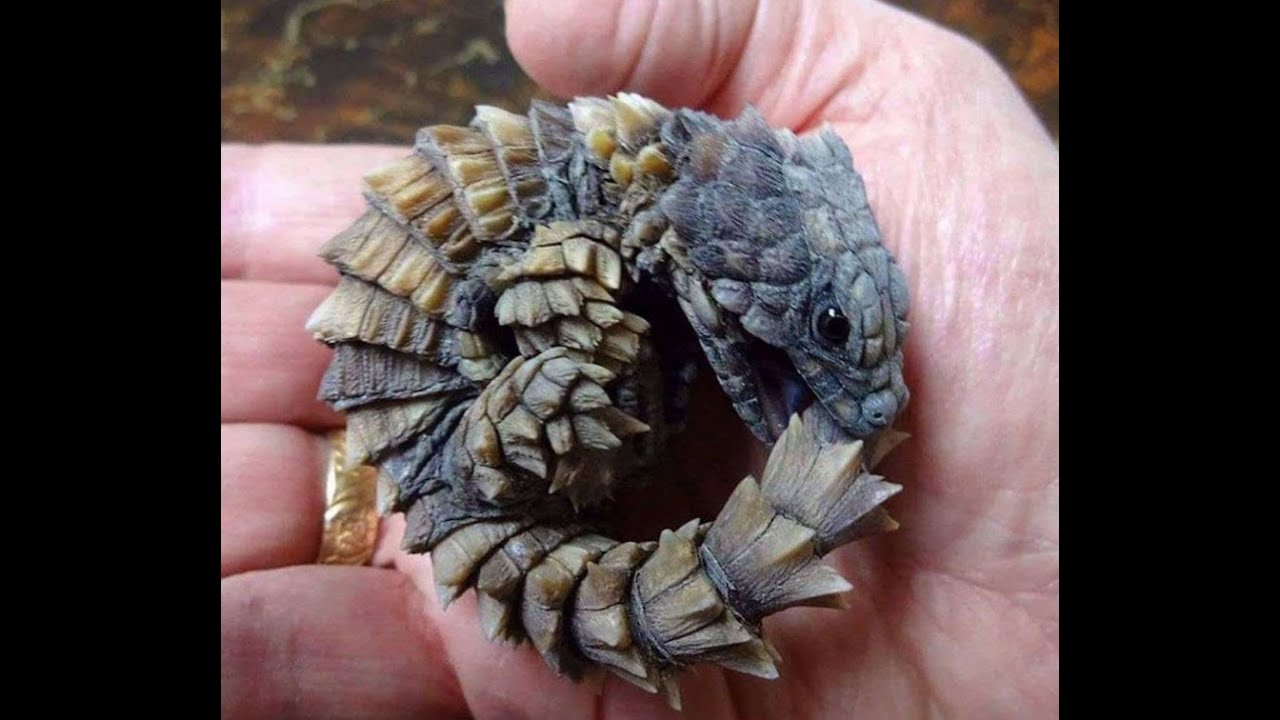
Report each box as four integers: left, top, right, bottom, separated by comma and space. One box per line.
816, 306, 850, 344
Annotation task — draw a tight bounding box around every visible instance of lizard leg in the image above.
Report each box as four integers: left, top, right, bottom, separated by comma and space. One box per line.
493, 220, 650, 373
452, 346, 652, 509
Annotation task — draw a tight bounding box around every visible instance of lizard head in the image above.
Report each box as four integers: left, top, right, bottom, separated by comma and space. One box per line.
658, 108, 910, 444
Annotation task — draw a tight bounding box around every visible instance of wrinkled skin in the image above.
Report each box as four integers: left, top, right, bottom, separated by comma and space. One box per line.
220, 1, 1059, 718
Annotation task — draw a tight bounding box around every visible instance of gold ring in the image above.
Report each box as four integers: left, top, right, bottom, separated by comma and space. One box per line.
317, 429, 379, 565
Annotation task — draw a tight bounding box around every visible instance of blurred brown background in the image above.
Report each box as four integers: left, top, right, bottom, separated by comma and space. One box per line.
221, 0, 1058, 144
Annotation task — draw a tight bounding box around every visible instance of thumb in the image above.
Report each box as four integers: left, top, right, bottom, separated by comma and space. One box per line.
504, 0, 760, 109
504, 0, 941, 131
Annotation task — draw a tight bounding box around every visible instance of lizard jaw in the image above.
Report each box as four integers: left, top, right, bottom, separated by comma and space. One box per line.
752, 340, 815, 445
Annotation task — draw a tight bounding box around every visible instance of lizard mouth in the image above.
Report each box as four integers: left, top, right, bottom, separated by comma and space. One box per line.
752, 339, 815, 444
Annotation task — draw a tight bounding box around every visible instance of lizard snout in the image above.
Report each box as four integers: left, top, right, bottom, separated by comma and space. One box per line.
861, 390, 899, 428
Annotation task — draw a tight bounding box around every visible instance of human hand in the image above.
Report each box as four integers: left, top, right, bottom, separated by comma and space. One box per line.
221, 0, 1058, 717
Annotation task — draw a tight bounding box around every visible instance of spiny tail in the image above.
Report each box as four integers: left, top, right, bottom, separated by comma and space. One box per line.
413, 408, 903, 709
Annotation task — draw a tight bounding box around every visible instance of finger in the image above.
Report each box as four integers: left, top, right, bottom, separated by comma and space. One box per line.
221, 566, 468, 719
221, 423, 326, 577
382, 550, 745, 720
221, 279, 343, 427
382, 552, 599, 719
222, 143, 404, 284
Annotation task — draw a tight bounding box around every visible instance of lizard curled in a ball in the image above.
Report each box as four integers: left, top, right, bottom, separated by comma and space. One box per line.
306, 94, 910, 706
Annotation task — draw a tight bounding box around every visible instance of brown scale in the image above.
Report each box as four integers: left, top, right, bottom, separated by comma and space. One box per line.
304, 93, 908, 709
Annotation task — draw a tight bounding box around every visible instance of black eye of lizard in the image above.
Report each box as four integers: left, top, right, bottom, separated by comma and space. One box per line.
816, 306, 850, 344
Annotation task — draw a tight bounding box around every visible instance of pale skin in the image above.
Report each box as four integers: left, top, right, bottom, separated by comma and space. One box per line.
220, 0, 1059, 717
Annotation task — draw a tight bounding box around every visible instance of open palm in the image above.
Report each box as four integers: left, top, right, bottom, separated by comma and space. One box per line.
221, 1, 1059, 717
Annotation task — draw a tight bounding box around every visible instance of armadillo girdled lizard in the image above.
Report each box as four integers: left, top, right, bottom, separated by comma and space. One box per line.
305, 94, 911, 706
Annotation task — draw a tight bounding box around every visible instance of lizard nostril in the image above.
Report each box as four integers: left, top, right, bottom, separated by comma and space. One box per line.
861, 391, 897, 427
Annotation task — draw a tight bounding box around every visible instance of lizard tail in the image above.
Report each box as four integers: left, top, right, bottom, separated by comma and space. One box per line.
409, 407, 902, 709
